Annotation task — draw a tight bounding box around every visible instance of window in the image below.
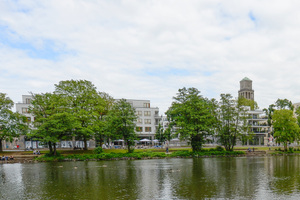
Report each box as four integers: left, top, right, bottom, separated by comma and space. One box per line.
145, 127, 152, 132
22, 108, 29, 113
25, 98, 31, 104
136, 127, 143, 132
144, 111, 151, 116
145, 119, 151, 124
137, 118, 142, 124
137, 111, 142, 116
143, 103, 150, 108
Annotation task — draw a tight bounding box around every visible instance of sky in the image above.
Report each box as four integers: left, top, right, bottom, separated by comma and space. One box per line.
1, 0, 300, 114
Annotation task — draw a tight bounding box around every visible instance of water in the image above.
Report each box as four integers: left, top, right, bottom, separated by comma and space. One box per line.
1, 156, 300, 199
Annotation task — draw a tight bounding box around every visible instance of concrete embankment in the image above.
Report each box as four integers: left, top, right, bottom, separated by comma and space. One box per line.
1, 155, 38, 164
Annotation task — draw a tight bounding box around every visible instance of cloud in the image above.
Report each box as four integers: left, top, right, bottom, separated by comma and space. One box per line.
1, 0, 300, 113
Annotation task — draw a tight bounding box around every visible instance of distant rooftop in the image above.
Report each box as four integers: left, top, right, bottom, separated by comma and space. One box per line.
242, 77, 252, 81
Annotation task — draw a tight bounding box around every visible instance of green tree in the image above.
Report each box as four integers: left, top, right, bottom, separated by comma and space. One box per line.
263, 104, 275, 127
216, 94, 250, 151
154, 123, 174, 146
295, 106, 300, 127
273, 109, 300, 151
93, 92, 114, 146
29, 92, 79, 155
237, 96, 258, 110
54, 80, 101, 150
106, 99, 137, 152
275, 99, 294, 110
166, 87, 216, 152
155, 123, 164, 146
0, 93, 28, 151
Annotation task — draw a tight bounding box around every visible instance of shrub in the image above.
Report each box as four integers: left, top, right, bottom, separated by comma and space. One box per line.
288, 147, 294, 153
93, 147, 104, 154
215, 146, 225, 151
170, 150, 191, 157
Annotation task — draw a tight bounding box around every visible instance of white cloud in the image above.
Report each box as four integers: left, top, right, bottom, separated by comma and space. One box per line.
1, 0, 300, 113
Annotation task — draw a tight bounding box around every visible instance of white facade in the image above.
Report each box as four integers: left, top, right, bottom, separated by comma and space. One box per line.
245, 107, 269, 145
125, 99, 160, 140
16, 95, 34, 123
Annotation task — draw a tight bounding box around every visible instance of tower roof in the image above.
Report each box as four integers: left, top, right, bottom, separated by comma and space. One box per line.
241, 77, 252, 81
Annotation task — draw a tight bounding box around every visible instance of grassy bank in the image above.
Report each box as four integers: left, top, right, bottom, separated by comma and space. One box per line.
35, 147, 246, 162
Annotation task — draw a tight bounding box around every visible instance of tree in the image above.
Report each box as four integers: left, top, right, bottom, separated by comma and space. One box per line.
106, 99, 137, 152
273, 109, 300, 151
0, 93, 28, 151
155, 123, 164, 146
237, 97, 258, 110
29, 92, 79, 155
295, 106, 300, 127
263, 104, 275, 127
54, 80, 101, 150
216, 94, 250, 151
166, 87, 216, 152
93, 92, 114, 146
275, 99, 294, 110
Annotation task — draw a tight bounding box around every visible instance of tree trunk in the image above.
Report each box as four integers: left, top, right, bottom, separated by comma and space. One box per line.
83, 137, 88, 150
127, 141, 131, 153
284, 142, 288, 151
53, 143, 57, 156
0, 139, 2, 152
48, 141, 53, 154
191, 134, 203, 152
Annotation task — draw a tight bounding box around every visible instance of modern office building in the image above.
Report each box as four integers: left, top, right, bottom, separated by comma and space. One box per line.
238, 77, 254, 100
125, 99, 160, 140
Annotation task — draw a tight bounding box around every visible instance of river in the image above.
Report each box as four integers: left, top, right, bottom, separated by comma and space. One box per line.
1, 156, 300, 199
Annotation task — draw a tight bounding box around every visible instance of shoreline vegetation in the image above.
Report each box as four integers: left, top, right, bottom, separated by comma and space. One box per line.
2, 146, 300, 164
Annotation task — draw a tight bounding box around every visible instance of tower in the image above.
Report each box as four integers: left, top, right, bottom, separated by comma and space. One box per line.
238, 77, 254, 100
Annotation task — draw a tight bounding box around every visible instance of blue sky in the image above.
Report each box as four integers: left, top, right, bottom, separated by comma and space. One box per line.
1, 0, 300, 113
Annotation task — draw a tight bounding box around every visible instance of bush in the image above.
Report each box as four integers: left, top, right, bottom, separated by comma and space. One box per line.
93, 147, 104, 154
215, 146, 225, 151
170, 150, 191, 157
288, 147, 294, 153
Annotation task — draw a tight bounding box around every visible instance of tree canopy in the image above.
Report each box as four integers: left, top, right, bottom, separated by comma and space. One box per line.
166, 87, 216, 152
273, 109, 300, 151
29, 92, 80, 155
275, 98, 294, 110
0, 93, 28, 151
216, 94, 250, 151
237, 97, 258, 110
54, 80, 104, 150
106, 99, 137, 152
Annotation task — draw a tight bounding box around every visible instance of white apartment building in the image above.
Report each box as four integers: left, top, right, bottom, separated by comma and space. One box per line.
12, 96, 161, 149
125, 99, 160, 140
245, 108, 269, 145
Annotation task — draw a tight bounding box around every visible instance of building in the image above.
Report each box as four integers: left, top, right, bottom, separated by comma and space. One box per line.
237, 78, 269, 145
125, 99, 160, 140
245, 107, 269, 145
238, 77, 254, 100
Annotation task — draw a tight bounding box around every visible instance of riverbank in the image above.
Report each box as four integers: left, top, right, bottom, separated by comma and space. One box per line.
1, 146, 299, 164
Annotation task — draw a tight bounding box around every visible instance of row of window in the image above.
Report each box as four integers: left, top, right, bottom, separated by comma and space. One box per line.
136, 111, 151, 116
137, 119, 152, 124
22, 108, 29, 113
136, 127, 152, 132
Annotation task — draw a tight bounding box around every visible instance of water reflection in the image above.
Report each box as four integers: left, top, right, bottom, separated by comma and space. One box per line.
2, 156, 300, 199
